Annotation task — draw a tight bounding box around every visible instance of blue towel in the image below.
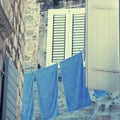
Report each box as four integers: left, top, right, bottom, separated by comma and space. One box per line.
21, 72, 34, 120
60, 52, 91, 112
94, 90, 108, 98
36, 64, 59, 120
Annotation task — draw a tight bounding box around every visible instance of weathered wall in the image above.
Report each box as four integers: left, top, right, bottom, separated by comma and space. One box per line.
24, 0, 40, 70
0, 0, 25, 119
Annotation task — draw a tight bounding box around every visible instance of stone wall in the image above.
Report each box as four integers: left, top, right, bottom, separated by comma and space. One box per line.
24, 0, 40, 70
0, 0, 25, 119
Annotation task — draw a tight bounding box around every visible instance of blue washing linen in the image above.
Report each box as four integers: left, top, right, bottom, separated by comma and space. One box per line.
94, 90, 108, 98
36, 64, 59, 120
60, 52, 91, 112
21, 72, 34, 120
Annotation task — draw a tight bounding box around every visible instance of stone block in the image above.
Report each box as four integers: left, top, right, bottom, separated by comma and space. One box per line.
95, 115, 111, 120
117, 114, 120, 120
109, 104, 120, 112
80, 108, 94, 115
98, 104, 106, 112
21, 21, 25, 33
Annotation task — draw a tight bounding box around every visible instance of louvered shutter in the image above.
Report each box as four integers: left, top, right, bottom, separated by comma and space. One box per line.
71, 9, 85, 60
52, 15, 66, 62
2, 56, 18, 120
46, 9, 69, 66
46, 8, 85, 66
86, 0, 120, 91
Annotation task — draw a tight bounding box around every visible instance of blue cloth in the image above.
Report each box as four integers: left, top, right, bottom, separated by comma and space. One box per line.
36, 64, 59, 120
94, 90, 108, 98
21, 72, 34, 120
60, 52, 91, 112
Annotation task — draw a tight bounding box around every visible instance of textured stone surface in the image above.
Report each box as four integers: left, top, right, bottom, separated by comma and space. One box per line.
0, 0, 25, 119
94, 115, 111, 120
24, 0, 40, 69
33, 81, 120, 120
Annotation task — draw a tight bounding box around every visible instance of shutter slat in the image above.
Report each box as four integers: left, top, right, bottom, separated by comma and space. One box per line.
6, 100, 16, 116
7, 82, 16, 97
53, 36, 65, 38
6, 108, 15, 120
53, 26, 65, 29
54, 39, 64, 44
7, 99, 16, 112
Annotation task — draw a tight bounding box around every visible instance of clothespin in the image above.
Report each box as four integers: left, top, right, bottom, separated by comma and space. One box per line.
37, 63, 41, 69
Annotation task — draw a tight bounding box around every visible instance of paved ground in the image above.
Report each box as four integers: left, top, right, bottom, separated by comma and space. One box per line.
53, 81, 92, 120
34, 81, 120, 120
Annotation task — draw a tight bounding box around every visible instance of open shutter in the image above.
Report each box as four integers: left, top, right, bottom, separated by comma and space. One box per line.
2, 56, 18, 120
86, 0, 120, 91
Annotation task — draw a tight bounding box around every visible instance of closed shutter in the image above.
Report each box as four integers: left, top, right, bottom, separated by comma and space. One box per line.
52, 15, 66, 62
46, 8, 85, 66
72, 12, 85, 60
2, 56, 18, 120
86, 0, 119, 91
46, 9, 69, 66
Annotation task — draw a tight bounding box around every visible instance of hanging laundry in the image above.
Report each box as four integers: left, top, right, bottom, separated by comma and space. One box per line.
94, 89, 108, 98
21, 72, 34, 120
60, 52, 91, 112
36, 64, 59, 120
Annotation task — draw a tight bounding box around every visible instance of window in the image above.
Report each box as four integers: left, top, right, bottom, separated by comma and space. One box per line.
46, 8, 85, 66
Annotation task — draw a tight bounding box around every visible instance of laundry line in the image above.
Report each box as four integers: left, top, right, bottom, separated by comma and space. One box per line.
21, 52, 108, 120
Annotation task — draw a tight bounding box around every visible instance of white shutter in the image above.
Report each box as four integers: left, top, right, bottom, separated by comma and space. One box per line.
52, 14, 66, 62
86, 0, 120, 91
46, 8, 85, 66
70, 9, 85, 60
46, 9, 69, 66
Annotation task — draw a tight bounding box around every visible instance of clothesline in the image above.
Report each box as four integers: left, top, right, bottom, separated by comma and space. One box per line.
21, 52, 108, 120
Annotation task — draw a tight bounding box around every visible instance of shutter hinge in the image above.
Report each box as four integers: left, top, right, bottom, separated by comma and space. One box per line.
0, 70, 5, 78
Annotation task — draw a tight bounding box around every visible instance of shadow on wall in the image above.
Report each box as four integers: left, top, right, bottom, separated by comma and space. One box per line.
40, 0, 85, 11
